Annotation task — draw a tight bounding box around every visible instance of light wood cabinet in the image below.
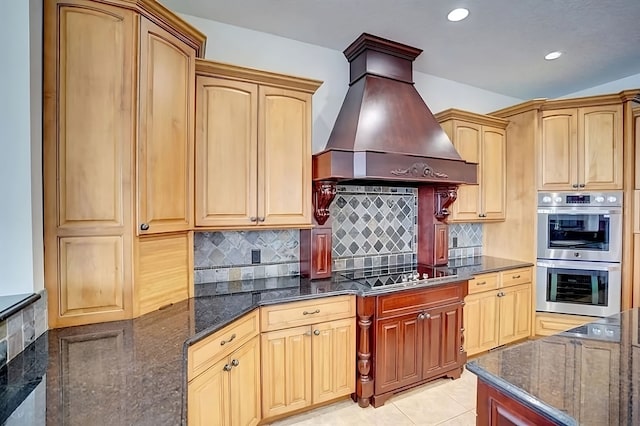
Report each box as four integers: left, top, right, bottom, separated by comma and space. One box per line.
539, 105, 623, 190
260, 296, 355, 420
534, 312, 593, 336
435, 109, 508, 222
43, 0, 205, 327
188, 335, 261, 426
464, 267, 532, 356
195, 61, 321, 229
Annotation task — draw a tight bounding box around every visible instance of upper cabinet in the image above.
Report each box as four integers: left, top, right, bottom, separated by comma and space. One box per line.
436, 109, 508, 222
43, 0, 205, 327
195, 60, 322, 229
137, 18, 196, 235
539, 104, 623, 190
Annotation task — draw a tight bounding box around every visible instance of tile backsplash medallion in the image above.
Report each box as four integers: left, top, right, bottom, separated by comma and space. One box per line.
448, 223, 483, 259
0, 291, 47, 370
194, 230, 300, 284
330, 185, 417, 271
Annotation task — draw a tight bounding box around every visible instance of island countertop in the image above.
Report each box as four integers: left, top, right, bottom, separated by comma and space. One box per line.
467, 308, 639, 425
0, 256, 531, 424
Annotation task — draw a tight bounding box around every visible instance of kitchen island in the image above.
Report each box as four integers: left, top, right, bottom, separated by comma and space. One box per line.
467, 308, 640, 425
0, 256, 529, 425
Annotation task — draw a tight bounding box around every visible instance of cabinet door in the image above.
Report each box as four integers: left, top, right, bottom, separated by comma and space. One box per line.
579, 105, 623, 190
463, 291, 499, 356
498, 283, 531, 345
195, 76, 258, 227
539, 109, 578, 190
258, 86, 312, 226
449, 121, 481, 221
311, 317, 356, 404
423, 303, 463, 378
481, 126, 506, 220
261, 326, 312, 418
44, 0, 135, 327
375, 313, 422, 394
229, 336, 261, 426
137, 18, 195, 234
188, 357, 229, 426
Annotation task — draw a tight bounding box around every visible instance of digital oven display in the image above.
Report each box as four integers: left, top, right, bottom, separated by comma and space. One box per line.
566, 195, 590, 204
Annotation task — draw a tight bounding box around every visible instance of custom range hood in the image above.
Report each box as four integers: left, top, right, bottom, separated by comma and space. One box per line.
313, 33, 477, 186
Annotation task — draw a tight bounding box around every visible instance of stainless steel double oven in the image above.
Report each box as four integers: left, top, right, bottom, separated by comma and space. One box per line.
536, 191, 622, 317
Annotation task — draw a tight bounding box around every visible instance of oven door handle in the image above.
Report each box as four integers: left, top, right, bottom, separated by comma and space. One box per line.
537, 260, 621, 271
537, 208, 622, 215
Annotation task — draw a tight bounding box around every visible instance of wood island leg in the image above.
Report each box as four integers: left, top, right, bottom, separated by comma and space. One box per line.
355, 296, 375, 407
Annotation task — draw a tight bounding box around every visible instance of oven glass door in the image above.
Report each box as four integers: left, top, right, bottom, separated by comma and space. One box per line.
537, 208, 621, 262
536, 261, 621, 317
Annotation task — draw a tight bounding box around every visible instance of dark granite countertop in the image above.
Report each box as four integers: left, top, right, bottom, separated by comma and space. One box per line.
467, 309, 639, 425
0, 255, 531, 424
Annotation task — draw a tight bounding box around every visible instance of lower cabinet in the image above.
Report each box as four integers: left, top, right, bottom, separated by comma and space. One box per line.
187, 310, 261, 426
477, 379, 557, 426
260, 295, 356, 420
464, 267, 532, 356
354, 281, 468, 407
188, 336, 261, 426
535, 312, 594, 336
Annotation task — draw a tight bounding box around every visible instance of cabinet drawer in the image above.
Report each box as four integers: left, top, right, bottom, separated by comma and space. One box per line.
260, 295, 355, 332
467, 273, 499, 295
376, 282, 465, 318
188, 309, 259, 381
501, 267, 532, 287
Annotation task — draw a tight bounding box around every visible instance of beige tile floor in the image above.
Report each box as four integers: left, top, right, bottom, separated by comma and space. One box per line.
269, 369, 477, 426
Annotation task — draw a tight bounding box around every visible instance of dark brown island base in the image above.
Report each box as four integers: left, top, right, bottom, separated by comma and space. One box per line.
467, 308, 640, 426
354, 280, 468, 407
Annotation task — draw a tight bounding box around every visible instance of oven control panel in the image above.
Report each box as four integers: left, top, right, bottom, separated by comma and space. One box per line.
538, 191, 622, 208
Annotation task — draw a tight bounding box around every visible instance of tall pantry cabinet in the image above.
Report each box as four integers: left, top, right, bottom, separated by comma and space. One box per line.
43, 0, 206, 327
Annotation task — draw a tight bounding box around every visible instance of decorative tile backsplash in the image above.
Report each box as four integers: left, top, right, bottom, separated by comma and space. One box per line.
448, 223, 483, 259
0, 290, 47, 370
194, 230, 300, 284
330, 185, 417, 271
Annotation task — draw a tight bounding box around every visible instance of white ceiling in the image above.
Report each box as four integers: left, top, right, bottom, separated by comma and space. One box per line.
160, 0, 640, 100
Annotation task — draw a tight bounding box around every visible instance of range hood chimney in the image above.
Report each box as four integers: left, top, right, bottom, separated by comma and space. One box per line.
313, 33, 477, 187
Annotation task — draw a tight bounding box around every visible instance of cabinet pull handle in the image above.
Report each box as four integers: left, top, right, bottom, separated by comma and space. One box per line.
257, 217, 265, 222
231, 359, 239, 367
249, 216, 258, 222
220, 333, 236, 346
303, 309, 320, 315
579, 184, 585, 188
476, 281, 487, 285
572, 184, 579, 188
140, 223, 150, 231
512, 275, 521, 279
223, 364, 232, 372
418, 313, 425, 320
313, 329, 320, 336
497, 292, 505, 297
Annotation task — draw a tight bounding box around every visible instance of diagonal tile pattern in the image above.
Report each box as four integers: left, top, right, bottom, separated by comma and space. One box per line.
268, 369, 477, 426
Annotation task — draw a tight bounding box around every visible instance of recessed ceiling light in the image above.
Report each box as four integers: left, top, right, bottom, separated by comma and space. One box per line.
447, 8, 469, 22
545, 51, 562, 60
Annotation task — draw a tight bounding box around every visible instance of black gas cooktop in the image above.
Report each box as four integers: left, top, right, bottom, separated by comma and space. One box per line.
340, 263, 458, 288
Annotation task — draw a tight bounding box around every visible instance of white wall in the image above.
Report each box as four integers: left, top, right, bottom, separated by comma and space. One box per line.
181, 14, 523, 152
560, 72, 640, 99
0, 0, 44, 296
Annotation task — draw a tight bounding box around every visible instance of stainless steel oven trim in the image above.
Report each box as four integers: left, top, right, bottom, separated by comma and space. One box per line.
536, 260, 621, 317
537, 207, 622, 262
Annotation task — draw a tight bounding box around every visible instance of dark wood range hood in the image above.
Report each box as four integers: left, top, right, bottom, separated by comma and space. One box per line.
301, 34, 478, 277
313, 33, 477, 187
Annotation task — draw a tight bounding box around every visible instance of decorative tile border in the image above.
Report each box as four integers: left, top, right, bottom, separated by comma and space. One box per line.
449, 223, 483, 259
194, 230, 300, 284
331, 185, 417, 270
